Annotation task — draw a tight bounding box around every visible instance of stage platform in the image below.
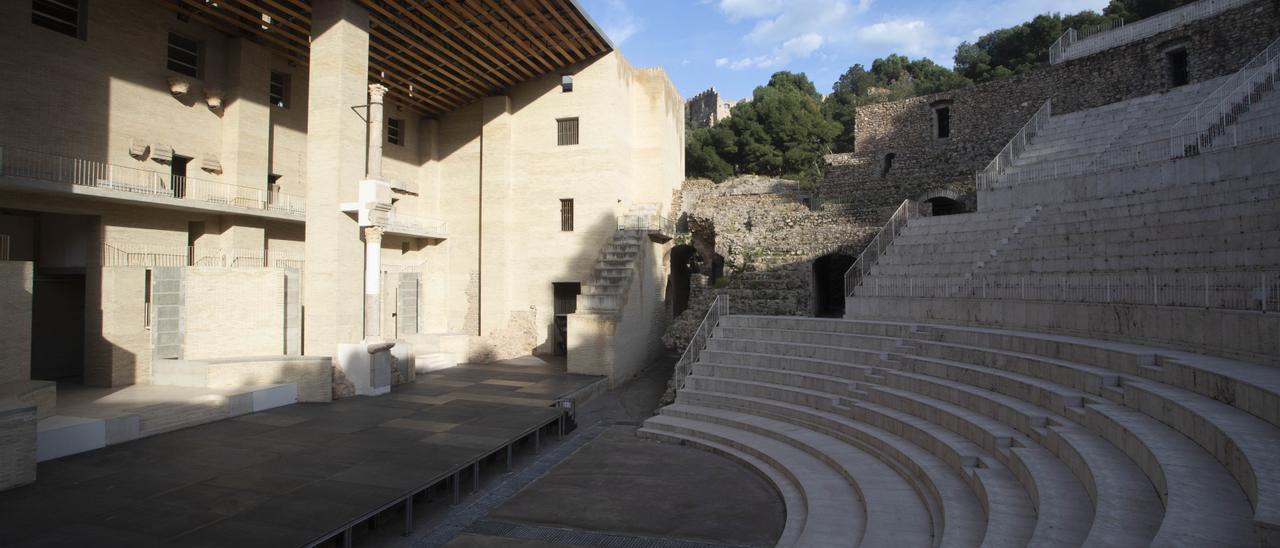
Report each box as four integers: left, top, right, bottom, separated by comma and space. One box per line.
0, 358, 604, 547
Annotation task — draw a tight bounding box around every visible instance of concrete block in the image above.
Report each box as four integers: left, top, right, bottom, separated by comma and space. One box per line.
37, 415, 106, 462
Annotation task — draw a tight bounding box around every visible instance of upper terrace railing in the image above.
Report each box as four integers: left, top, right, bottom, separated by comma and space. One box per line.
104, 243, 303, 269
617, 213, 675, 234
1048, 0, 1255, 64
976, 100, 1052, 190
0, 146, 305, 216
852, 270, 1280, 312
844, 199, 922, 297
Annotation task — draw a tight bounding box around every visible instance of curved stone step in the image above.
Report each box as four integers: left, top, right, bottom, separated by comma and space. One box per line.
635, 426, 806, 547
661, 403, 935, 547
676, 387, 986, 548
687, 375, 1036, 547
642, 412, 863, 547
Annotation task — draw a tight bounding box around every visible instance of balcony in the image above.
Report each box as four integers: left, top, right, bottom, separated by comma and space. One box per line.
0, 146, 305, 221
103, 243, 304, 269
384, 209, 448, 240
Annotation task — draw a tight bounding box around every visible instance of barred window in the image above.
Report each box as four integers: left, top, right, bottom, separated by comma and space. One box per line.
167, 32, 200, 78
387, 118, 403, 146
32, 0, 85, 39
557, 117, 579, 146
560, 199, 574, 231
561, 75, 573, 92
270, 72, 289, 108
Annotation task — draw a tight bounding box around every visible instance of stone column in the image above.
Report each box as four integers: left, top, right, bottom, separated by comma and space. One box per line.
363, 225, 383, 340
479, 96, 513, 335
367, 84, 387, 179
220, 38, 271, 193
303, 0, 370, 355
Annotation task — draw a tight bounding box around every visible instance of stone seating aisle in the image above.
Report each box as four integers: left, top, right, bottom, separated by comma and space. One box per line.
641, 315, 1280, 547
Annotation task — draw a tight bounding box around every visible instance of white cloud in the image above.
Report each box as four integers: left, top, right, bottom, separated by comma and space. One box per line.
716, 32, 825, 70
716, 0, 784, 21
855, 19, 956, 57
597, 0, 643, 45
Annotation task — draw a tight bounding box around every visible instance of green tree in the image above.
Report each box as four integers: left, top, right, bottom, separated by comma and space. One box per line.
954, 11, 1116, 83
684, 72, 840, 185
1104, 0, 1198, 20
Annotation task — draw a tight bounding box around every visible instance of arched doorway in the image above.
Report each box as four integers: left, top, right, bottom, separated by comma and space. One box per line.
666, 245, 700, 316
812, 253, 854, 317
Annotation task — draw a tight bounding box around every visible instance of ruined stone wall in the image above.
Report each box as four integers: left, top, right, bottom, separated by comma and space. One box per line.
820, 0, 1280, 221
686, 88, 739, 129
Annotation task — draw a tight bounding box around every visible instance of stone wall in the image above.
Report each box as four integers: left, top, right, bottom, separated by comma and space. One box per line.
664, 176, 877, 349
820, 0, 1280, 222
184, 268, 287, 360
0, 262, 32, 385
686, 87, 738, 129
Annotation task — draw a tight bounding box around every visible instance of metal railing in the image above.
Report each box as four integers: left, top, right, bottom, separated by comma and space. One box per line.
976, 100, 1052, 190
0, 146, 305, 216
617, 213, 674, 234
103, 243, 303, 269
1049, 0, 1255, 64
844, 200, 921, 297
670, 294, 729, 398
385, 210, 448, 237
1169, 36, 1280, 156
0, 234, 9, 261
985, 40, 1280, 189
852, 270, 1280, 312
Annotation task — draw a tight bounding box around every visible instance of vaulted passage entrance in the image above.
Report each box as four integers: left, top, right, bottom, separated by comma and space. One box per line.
812, 253, 854, 318
667, 245, 700, 317
925, 196, 962, 216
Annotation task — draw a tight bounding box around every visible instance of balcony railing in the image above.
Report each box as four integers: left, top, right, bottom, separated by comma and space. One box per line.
0, 145, 305, 216
103, 243, 303, 269
384, 210, 448, 238
617, 213, 674, 234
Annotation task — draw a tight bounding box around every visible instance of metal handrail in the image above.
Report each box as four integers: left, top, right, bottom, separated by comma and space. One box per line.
1049, 0, 1255, 64
0, 145, 306, 215
853, 270, 1280, 312
669, 294, 729, 398
617, 213, 674, 234
1170, 36, 1280, 155
844, 199, 919, 297
976, 100, 1052, 190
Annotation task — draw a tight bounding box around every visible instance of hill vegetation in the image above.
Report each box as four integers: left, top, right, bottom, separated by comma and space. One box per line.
687, 0, 1200, 184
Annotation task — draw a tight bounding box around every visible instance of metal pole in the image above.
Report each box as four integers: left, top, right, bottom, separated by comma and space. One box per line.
402, 496, 413, 537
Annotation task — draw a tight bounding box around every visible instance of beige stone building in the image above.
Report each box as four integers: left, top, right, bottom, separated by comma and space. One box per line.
0, 0, 682, 488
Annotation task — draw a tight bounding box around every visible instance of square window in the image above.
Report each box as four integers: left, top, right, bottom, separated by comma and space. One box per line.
387, 118, 403, 146
270, 72, 290, 108
32, 0, 85, 39
560, 199, 574, 231
167, 32, 201, 78
557, 117, 579, 146
934, 106, 951, 139
561, 74, 573, 92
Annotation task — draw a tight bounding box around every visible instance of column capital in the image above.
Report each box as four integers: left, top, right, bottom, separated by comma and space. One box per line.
368, 83, 389, 102
362, 225, 385, 241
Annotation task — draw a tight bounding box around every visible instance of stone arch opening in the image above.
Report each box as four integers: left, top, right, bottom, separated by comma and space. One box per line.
925, 196, 962, 216
666, 244, 700, 317
812, 253, 855, 317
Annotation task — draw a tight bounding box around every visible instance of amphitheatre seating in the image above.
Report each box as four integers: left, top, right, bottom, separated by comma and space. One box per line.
642, 315, 1279, 546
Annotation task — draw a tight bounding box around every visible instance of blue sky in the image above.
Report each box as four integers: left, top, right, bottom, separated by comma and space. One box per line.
577, 0, 1109, 100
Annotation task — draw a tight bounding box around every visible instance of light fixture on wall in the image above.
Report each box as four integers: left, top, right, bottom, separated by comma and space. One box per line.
204, 88, 224, 110
167, 76, 192, 97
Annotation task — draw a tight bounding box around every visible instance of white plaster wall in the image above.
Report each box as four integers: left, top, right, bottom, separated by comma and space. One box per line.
184, 268, 286, 359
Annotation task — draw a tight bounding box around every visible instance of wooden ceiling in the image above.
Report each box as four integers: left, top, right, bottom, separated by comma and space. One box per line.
158, 0, 613, 117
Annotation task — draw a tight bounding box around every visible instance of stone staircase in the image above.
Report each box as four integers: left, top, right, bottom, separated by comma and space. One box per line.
641, 315, 1280, 546
577, 230, 645, 313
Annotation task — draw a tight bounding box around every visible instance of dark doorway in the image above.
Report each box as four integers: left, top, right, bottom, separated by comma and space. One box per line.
813, 254, 854, 318
171, 154, 191, 199
666, 245, 699, 317
880, 153, 896, 179
1168, 48, 1190, 87
925, 196, 963, 216
31, 272, 85, 380
552, 282, 580, 356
